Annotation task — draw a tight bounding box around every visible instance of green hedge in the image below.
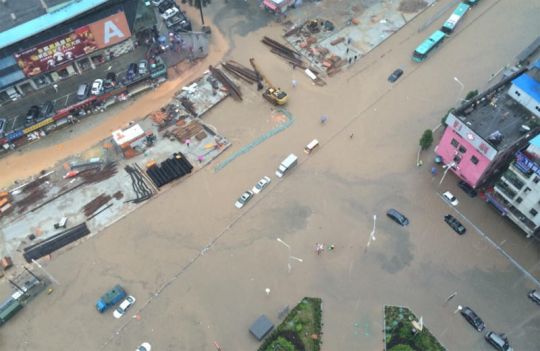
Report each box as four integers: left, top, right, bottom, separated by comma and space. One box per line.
258, 297, 322, 351
384, 306, 445, 351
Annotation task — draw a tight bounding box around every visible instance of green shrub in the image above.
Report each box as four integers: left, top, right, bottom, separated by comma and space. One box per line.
465, 90, 478, 100
419, 129, 433, 150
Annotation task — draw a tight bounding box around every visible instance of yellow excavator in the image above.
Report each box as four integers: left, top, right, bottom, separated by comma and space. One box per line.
249, 58, 288, 105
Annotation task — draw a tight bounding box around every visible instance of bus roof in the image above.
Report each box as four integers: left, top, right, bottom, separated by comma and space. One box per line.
454, 2, 471, 16
443, 3, 470, 30
415, 30, 446, 54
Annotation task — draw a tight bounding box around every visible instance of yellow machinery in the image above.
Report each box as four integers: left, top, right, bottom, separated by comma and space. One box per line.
249, 58, 288, 105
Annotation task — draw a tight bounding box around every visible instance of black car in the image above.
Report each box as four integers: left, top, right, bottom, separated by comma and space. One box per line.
484, 331, 511, 351
386, 209, 409, 226
127, 63, 138, 80
103, 72, 117, 90
40, 100, 55, 118
158, 0, 177, 13
460, 306, 485, 332
458, 180, 478, 197
25, 105, 40, 125
444, 214, 466, 235
528, 289, 540, 304
388, 68, 403, 82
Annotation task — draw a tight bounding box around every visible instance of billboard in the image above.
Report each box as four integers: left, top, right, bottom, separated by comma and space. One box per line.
14, 12, 131, 78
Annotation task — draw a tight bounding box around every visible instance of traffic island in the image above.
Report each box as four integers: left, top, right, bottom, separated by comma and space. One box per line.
384, 305, 446, 351
257, 297, 322, 351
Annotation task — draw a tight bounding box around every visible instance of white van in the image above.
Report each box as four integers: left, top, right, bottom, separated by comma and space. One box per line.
304, 139, 319, 154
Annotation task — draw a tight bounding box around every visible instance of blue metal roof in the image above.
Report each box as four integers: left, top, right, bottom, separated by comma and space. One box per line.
530, 134, 540, 148
0, 0, 109, 50
512, 68, 540, 103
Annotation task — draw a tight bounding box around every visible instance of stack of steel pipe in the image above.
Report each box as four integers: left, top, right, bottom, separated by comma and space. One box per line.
23, 223, 91, 262
222, 60, 259, 84
146, 152, 193, 188
209, 65, 242, 101
261, 36, 306, 68
125, 165, 154, 203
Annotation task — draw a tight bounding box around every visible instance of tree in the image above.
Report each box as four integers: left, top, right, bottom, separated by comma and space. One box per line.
419, 129, 433, 150
441, 108, 454, 126
389, 344, 415, 351
465, 89, 479, 100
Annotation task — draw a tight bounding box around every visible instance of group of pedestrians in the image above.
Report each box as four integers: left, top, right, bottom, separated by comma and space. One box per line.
315, 242, 335, 255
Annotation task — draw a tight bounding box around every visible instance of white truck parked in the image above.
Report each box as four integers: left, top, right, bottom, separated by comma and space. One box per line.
275, 153, 298, 178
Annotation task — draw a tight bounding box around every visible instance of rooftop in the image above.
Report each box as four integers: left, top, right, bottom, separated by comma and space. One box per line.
0, 0, 109, 50
454, 88, 536, 151
512, 62, 540, 102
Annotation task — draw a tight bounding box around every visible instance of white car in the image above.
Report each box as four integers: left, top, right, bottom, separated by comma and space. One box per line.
161, 7, 179, 20
443, 191, 459, 206
91, 79, 103, 95
235, 191, 253, 209
252, 176, 271, 194
136, 342, 151, 351
113, 295, 136, 319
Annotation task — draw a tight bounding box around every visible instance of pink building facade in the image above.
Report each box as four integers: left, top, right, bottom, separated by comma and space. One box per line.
436, 114, 498, 188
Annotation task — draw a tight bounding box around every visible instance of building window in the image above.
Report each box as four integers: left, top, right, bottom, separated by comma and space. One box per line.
534, 176, 540, 184
471, 156, 479, 165
524, 187, 532, 193
453, 155, 462, 164
529, 208, 537, 217
458, 146, 467, 153
515, 91, 521, 96
516, 197, 523, 204
451, 138, 459, 148
535, 106, 540, 112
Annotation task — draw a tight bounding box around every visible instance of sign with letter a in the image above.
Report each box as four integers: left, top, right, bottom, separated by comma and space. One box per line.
89, 12, 132, 49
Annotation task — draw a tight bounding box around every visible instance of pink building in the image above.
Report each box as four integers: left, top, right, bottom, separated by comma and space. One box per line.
435, 67, 538, 188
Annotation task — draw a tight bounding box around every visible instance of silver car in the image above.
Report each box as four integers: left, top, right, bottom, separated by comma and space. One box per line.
235, 191, 253, 209
252, 176, 271, 194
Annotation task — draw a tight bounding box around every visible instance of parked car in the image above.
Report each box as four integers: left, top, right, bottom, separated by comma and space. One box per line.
136, 342, 151, 351
113, 295, 136, 319
528, 289, 540, 304
40, 100, 55, 118
458, 180, 478, 197
161, 7, 179, 20
444, 214, 466, 234
388, 68, 403, 82
127, 63, 139, 80
104, 72, 117, 89
25, 105, 40, 125
171, 19, 193, 33
443, 191, 459, 206
252, 176, 271, 194
138, 60, 149, 75
235, 191, 253, 209
386, 208, 409, 226
485, 331, 512, 351
158, 0, 176, 13
76, 83, 90, 100
91, 79, 103, 95
0, 118, 6, 137
460, 306, 485, 332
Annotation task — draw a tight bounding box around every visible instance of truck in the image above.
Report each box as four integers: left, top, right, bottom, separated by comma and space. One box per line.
275, 154, 298, 178
96, 285, 126, 313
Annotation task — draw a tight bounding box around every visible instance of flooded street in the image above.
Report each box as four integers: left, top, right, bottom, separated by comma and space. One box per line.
1, 0, 540, 350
